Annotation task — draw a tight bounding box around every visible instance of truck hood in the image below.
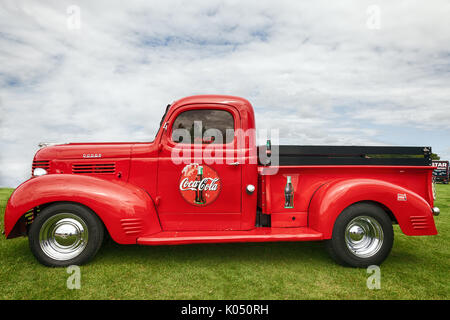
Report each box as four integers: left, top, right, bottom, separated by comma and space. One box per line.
34, 142, 135, 160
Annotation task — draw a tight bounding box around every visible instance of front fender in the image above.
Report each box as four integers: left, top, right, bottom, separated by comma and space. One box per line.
308, 178, 437, 239
4, 174, 161, 244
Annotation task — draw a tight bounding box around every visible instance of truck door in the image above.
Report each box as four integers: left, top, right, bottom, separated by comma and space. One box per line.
156, 104, 242, 231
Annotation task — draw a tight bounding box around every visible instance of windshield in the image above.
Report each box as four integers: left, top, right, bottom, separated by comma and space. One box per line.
155, 104, 171, 140
159, 104, 170, 127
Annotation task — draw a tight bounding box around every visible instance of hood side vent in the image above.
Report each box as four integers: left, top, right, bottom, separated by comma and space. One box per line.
32, 160, 50, 173
72, 163, 116, 174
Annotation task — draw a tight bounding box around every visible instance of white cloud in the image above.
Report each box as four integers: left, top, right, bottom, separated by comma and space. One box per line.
1, 0, 450, 186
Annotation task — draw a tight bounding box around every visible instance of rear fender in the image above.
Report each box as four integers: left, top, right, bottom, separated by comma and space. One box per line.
4, 175, 161, 244
308, 178, 437, 239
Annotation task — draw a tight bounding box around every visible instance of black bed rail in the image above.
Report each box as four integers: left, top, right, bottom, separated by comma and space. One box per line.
258, 145, 432, 166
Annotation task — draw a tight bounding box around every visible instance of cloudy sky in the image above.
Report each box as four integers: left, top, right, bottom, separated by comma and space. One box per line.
1, 0, 449, 187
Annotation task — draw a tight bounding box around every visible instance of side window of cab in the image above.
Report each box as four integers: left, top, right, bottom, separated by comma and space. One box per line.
171, 109, 235, 144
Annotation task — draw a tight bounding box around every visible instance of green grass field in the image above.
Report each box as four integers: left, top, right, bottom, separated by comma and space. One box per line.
0, 186, 449, 300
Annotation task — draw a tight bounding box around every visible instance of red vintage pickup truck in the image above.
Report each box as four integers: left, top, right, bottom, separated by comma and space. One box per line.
4, 95, 439, 267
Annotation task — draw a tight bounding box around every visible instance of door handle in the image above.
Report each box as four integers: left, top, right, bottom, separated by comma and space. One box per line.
228, 162, 240, 166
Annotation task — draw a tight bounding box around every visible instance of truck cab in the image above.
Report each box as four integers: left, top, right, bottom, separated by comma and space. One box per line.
4, 95, 439, 267
139, 95, 258, 231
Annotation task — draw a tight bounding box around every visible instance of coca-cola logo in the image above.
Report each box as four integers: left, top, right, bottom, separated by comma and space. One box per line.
179, 163, 221, 206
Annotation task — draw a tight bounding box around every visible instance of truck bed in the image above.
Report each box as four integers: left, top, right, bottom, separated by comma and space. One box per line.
258, 145, 432, 166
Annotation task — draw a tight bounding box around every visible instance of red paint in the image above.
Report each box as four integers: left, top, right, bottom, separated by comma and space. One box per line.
137, 227, 323, 245
5, 174, 161, 243
4, 95, 437, 246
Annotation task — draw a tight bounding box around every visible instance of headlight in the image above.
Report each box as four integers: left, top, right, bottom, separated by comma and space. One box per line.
33, 168, 48, 177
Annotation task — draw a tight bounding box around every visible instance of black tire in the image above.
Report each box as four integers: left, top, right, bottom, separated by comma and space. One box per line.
29, 203, 104, 267
326, 203, 393, 268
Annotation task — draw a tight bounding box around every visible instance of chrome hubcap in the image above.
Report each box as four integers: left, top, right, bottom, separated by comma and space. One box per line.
345, 216, 384, 258
39, 213, 88, 261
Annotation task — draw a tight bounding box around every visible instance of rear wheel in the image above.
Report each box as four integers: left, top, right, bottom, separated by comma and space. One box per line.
29, 203, 104, 267
326, 203, 393, 268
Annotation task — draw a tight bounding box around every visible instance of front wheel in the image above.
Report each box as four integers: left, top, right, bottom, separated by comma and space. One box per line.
326, 203, 394, 268
29, 203, 104, 267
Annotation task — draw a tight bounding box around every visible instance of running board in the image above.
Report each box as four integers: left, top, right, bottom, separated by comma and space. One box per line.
137, 227, 323, 245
